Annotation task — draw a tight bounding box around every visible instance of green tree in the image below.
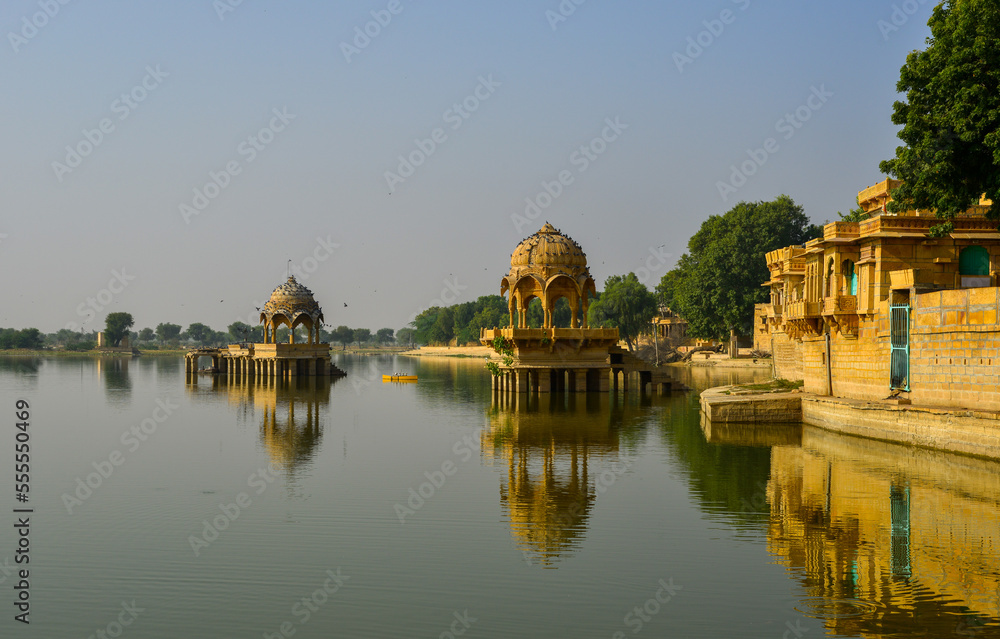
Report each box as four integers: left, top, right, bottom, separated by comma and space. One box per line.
879, 0, 1000, 235
138, 327, 155, 342
396, 327, 416, 346
185, 322, 211, 345
156, 323, 181, 345
587, 273, 658, 352
665, 195, 820, 342
104, 312, 134, 347
353, 328, 371, 346
375, 328, 395, 344
836, 198, 869, 223
429, 307, 455, 344
333, 325, 353, 350
227, 321, 262, 343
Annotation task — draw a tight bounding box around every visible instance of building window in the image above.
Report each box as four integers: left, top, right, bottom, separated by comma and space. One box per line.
959, 245, 991, 288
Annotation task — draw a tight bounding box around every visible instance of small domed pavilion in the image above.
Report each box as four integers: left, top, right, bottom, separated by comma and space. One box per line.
185, 275, 343, 379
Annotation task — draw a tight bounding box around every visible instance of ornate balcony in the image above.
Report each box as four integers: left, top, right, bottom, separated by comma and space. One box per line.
822, 295, 857, 315
785, 300, 820, 320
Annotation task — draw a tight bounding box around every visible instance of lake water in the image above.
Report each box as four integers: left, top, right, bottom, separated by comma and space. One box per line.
1, 354, 998, 638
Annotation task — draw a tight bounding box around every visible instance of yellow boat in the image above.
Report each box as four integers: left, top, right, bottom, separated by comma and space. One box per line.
382, 374, 417, 383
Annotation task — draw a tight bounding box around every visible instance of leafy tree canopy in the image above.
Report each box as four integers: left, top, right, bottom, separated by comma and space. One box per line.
156, 323, 181, 344
662, 195, 820, 339
587, 273, 658, 352
879, 0, 1000, 235
104, 312, 134, 347
375, 328, 395, 344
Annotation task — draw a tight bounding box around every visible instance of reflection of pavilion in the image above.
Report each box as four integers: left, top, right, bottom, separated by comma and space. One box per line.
192, 376, 336, 473
483, 394, 629, 567
185, 276, 344, 379
766, 425, 1000, 636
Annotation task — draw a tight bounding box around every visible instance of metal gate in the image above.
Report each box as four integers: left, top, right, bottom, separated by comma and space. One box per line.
889, 302, 909, 390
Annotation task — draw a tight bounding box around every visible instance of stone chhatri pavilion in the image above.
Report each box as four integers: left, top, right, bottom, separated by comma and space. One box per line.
185, 275, 343, 378
482, 223, 674, 394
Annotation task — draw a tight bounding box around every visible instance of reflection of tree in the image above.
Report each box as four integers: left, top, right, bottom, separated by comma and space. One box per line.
0, 356, 40, 376
767, 426, 1000, 637
658, 393, 773, 530
97, 357, 131, 401
484, 393, 643, 567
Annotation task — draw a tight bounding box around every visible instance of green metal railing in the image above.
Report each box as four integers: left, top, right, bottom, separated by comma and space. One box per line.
889, 302, 910, 391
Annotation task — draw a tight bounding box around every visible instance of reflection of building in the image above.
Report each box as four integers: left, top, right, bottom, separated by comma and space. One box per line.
760, 179, 1000, 408
185, 276, 344, 379
483, 394, 629, 566
193, 376, 336, 473
766, 425, 1000, 637
482, 224, 674, 394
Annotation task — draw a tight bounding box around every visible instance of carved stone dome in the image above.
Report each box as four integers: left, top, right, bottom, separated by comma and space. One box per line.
501, 223, 596, 329
260, 276, 324, 331
511, 223, 588, 269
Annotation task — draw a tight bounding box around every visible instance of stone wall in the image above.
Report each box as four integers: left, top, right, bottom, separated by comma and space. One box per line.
770, 331, 803, 381
909, 287, 1000, 410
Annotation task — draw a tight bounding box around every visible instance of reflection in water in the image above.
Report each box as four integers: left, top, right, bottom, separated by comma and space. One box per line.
767, 426, 1000, 637
187, 375, 337, 475
97, 356, 131, 401
0, 355, 41, 377
483, 393, 642, 567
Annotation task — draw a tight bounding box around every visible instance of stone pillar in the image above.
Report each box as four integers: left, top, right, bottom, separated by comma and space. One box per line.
515, 369, 530, 394
574, 369, 588, 393
610, 369, 618, 392
536, 369, 551, 393
598, 370, 609, 392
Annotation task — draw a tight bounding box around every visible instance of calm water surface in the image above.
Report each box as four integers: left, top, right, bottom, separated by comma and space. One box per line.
0, 355, 998, 638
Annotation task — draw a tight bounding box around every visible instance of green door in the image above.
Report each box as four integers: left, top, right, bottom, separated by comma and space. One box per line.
959, 246, 989, 276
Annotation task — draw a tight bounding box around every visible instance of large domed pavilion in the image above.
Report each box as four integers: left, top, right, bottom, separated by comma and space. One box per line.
501, 223, 597, 329
260, 276, 325, 344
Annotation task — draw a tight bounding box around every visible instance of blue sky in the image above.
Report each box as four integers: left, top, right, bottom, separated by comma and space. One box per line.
1, 0, 936, 333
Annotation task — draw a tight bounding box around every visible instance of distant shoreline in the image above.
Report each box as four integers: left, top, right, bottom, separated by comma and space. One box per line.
399, 346, 491, 358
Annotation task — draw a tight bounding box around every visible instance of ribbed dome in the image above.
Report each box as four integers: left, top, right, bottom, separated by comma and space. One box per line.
511, 223, 587, 268
262, 276, 323, 318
